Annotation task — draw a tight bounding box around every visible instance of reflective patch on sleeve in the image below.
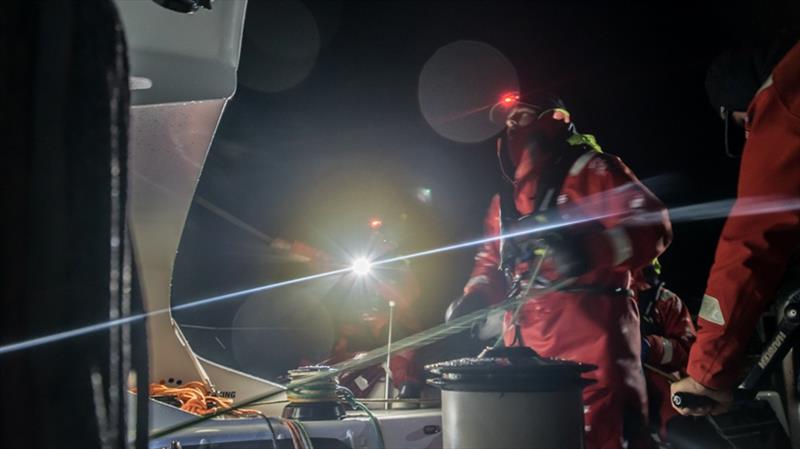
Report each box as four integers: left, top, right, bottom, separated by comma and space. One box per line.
629, 194, 645, 209
354, 376, 369, 392
475, 250, 491, 260
465, 275, 490, 291
698, 294, 726, 325
605, 227, 633, 266
660, 339, 674, 365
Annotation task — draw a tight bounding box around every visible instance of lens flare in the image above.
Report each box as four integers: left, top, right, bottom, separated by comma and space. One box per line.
352, 257, 372, 275
418, 40, 519, 143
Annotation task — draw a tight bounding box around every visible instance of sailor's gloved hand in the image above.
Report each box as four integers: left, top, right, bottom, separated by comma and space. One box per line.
671, 376, 733, 416
445, 291, 487, 323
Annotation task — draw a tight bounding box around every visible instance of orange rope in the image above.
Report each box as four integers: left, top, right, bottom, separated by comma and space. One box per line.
133, 381, 261, 417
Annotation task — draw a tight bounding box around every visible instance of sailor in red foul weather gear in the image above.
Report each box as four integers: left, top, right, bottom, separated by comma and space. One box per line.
672, 37, 800, 415
327, 243, 423, 399
446, 92, 672, 449
273, 221, 423, 399
633, 262, 696, 438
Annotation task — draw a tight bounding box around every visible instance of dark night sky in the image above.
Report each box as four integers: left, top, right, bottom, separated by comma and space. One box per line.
171, 1, 799, 380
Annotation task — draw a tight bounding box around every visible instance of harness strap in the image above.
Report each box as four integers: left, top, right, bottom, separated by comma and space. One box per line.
496, 136, 596, 273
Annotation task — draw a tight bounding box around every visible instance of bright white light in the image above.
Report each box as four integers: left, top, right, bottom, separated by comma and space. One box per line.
352, 257, 372, 275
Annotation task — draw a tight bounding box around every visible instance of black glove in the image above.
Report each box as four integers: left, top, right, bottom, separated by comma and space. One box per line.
445, 290, 487, 323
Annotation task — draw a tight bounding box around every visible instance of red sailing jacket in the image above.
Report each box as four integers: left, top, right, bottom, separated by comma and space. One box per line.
640, 286, 696, 373
464, 140, 672, 449
688, 42, 800, 389
636, 283, 696, 434
464, 148, 672, 306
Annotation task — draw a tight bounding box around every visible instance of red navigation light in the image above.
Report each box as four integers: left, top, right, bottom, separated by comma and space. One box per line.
369, 218, 383, 230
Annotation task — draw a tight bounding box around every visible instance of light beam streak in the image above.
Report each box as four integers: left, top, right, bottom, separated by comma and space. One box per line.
2, 193, 799, 356
0, 267, 351, 355
0, 210, 603, 356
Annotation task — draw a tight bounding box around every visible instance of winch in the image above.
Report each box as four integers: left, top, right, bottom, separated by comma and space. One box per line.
427, 346, 595, 449
282, 366, 346, 421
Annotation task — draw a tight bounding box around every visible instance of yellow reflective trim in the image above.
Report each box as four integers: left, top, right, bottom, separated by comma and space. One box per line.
567, 133, 603, 153
651, 258, 662, 275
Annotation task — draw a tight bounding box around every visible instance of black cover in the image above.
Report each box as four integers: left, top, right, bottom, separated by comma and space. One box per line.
426, 346, 595, 392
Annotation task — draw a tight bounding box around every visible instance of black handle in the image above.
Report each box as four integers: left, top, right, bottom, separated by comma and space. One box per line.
672, 390, 755, 409
672, 392, 718, 409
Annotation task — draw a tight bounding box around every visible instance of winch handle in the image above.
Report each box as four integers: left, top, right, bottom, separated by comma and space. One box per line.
671, 392, 717, 409
673, 284, 800, 412
671, 390, 755, 410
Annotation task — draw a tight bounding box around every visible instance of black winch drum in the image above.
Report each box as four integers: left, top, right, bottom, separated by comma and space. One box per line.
427, 347, 595, 449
